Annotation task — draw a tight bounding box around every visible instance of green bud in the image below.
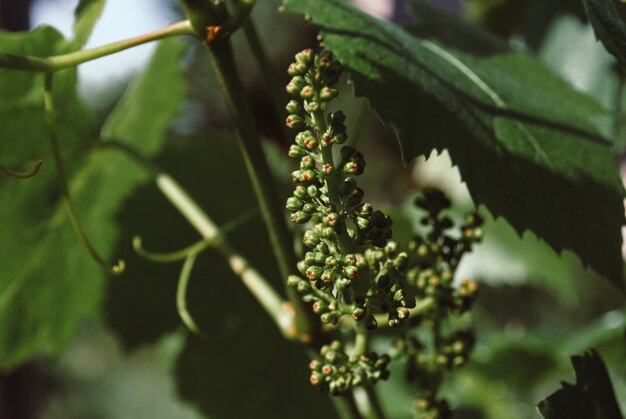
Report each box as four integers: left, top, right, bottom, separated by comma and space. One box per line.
303, 230, 321, 247
356, 216, 369, 230
310, 372, 322, 385
295, 130, 314, 146
286, 114, 304, 129
300, 156, 315, 170
295, 48, 315, 66
304, 252, 317, 265
317, 51, 333, 70
297, 280, 310, 292
286, 76, 305, 95
314, 252, 326, 264
393, 252, 408, 269
321, 269, 334, 284
302, 203, 316, 214
393, 289, 405, 302
336, 278, 351, 290
299, 170, 316, 182
307, 185, 319, 198
288, 144, 305, 158
304, 101, 320, 112
396, 307, 410, 319
294, 185, 307, 199
288, 61, 307, 76
322, 226, 334, 238
320, 86, 338, 101
286, 197, 303, 211
297, 260, 308, 274
321, 312, 338, 324
312, 300, 327, 313
287, 275, 301, 287
352, 307, 366, 321
286, 99, 302, 114
300, 85, 315, 100
291, 211, 311, 223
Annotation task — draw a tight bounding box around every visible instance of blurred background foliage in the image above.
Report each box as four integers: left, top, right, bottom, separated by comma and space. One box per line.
0, 0, 625, 418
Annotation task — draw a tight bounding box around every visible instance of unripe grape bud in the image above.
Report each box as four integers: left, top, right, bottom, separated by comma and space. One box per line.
320, 87, 338, 101
300, 85, 315, 100
302, 203, 316, 214
286, 114, 304, 129
291, 211, 311, 223
300, 156, 315, 170
303, 230, 321, 247
286, 99, 302, 114
286, 196, 303, 211
304, 101, 320, 112
288, 144, 305, 158
288, 61, 307, 76
286, 76, 305, 95
295, 48, 315, 66
294, 185, 307, 199
287, 275, 301, 287
321, 312, 337, 324
352, 307, 366, 321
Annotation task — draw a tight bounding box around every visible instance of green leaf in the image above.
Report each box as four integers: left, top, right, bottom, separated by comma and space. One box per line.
0, 36, 186, 369
536, 349, 624, 419
583, 0, 626, 68
281, 0, 625, 290
72, 0, 106, 50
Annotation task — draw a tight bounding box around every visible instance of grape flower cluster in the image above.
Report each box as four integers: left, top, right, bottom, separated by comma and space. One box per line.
283, 49, 484, 413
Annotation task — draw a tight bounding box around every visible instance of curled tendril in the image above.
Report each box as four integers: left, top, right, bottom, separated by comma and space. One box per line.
0, 160, 43, 179
132, 208, 258, 337
44, 73, 125, 275
177, 251, 206, 338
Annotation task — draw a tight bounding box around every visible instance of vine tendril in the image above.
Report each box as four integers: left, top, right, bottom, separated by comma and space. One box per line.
44, 72, 125, 275
0, 160, 43, 179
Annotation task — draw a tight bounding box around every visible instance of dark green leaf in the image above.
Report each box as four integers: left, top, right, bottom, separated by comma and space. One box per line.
583, 0, 626, 68
281, 0, 625, 290
536, 349, 624, 419
72, 0, 106, 50
0, 36, 186, 369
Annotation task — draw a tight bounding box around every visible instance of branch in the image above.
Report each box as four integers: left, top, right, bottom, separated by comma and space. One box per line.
205, 38, 317, 342
0, 21, 195, 72
100, 140, 295, 340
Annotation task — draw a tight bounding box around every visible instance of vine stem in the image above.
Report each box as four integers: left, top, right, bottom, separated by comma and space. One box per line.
100, 140, 295, 339
205, 37, 316, 342
242, 19, 291, 142
0, 20, 194, 72
363, 385, 387, 419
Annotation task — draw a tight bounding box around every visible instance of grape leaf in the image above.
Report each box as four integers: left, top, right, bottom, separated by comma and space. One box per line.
536, 349, 624, 419
583, 0, 626, 68
281, 0, 625, 290
0, 33, 186, 369
72, 0, 106, 50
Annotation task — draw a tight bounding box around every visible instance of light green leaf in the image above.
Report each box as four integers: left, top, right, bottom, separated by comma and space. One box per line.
0, 36, 187, 369
281, 0, 625, 290
536, 349, 624, 419
72, 0, 106, 50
